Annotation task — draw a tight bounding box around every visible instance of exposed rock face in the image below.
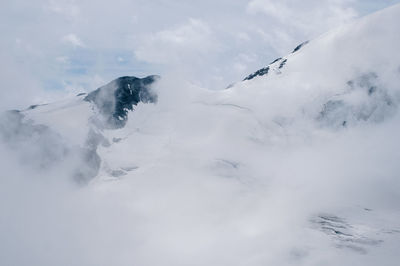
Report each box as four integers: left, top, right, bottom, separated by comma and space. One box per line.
243, 66, 270, 81
291, 41, 309, 53
242, 41, 309, 81
84, 75, 159, 128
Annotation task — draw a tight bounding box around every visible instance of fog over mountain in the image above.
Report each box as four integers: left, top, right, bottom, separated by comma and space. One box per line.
1, 2, 400, 266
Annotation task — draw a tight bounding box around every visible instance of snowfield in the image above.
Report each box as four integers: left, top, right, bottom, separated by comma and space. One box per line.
1, 3, 400, 266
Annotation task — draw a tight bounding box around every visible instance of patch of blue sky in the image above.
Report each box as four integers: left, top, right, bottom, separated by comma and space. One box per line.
43, 79, 65, 92
43, 48, 159, 92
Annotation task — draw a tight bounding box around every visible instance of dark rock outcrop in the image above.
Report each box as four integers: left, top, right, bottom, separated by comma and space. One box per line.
243, 66, 270, 81
84, 75, 159, 128
279, 59, 287, 69
292, 41, 309, 53
242, 41, 309, 82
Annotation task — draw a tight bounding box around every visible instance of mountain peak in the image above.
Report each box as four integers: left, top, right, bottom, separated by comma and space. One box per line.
84, 75, 159, 128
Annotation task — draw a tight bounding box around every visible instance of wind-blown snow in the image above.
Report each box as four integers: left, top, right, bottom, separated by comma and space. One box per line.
1, 4, 400, 266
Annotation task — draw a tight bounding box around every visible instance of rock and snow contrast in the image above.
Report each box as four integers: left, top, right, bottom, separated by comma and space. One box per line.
1, 4, 400, 266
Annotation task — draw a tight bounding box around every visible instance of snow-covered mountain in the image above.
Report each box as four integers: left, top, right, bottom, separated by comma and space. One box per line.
1, 4, 400, 266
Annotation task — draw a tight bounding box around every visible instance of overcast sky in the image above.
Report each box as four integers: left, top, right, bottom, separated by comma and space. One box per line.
1, 0, 400, 110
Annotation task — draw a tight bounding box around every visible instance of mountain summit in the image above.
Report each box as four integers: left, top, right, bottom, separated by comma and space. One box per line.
84, 75, 159, 128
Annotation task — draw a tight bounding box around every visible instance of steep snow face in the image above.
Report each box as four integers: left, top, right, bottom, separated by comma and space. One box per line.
20, 95, 93, 147
2, 4, 400, 266
231, 4, 400, 131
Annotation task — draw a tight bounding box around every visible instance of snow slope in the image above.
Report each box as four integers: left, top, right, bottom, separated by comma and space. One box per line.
1, 4, 400, 266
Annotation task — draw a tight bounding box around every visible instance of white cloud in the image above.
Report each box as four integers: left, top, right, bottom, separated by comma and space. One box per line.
134, 18, 217, 65
46, 0, 81, 21
56, 56, 69, 63
62, 33, 85, 48
246, 0, 358, 51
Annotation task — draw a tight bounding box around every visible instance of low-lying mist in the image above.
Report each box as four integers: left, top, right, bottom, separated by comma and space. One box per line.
1, 73, 400, 266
